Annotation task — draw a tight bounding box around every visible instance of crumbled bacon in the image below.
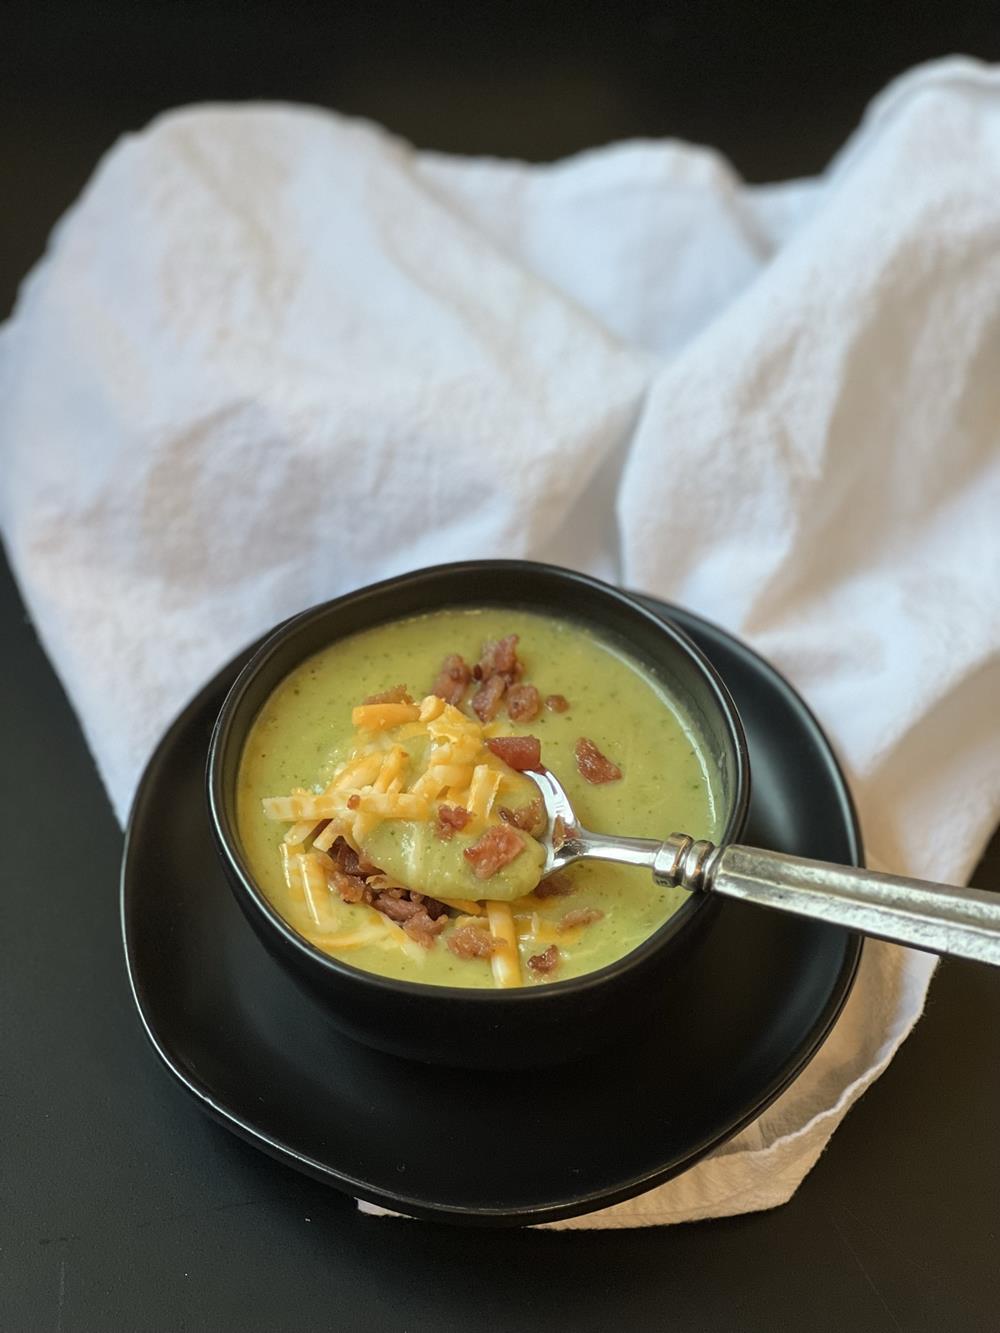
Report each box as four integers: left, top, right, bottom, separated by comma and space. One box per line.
506, 683, 541, 723
574, 737, 622, 784
362, 684, 412, 705
435, 804, 471, 840
328, 867, 372, 905
545, 694, 569, 713
370, 888, 420, 922
331, 837, 377, 879
534, 871, 574, 899
528, 944, 560, 974
477, 634, 522, 683
447, 925, 495, 959
370, 885, 448, 929
346, 793, 360, 810
560, 907, 604, 930
463, 824, 525, 880
326, 838, 452, 935
466, 632, 538, 722
499, 796, 545, 835
404, 909, 448, 948
431, 653, 472, 706
471, 673, 507, 722
326, 840, 378, 903
486, 735, 542, 771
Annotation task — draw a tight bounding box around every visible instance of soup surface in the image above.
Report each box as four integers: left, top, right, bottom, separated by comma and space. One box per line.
237, 607, 721, 987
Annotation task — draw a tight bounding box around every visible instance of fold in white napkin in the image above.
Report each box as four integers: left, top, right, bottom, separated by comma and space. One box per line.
2, 57, 998, 1228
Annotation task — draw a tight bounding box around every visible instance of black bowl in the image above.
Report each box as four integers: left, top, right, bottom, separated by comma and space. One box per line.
207, 560, 750, 1068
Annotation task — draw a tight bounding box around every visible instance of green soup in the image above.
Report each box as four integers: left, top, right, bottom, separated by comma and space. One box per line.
237, 607, 721, 987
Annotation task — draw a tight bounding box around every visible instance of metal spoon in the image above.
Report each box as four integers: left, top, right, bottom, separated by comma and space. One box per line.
525, 768, 1000, 966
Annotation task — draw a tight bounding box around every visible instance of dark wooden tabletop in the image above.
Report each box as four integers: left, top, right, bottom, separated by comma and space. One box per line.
2, 5, 999, 1329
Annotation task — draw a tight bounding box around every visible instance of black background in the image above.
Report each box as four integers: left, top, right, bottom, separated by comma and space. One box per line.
2, 3, 1000, 1329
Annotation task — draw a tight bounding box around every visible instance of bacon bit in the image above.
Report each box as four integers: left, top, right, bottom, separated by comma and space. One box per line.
506, 683, 541, 723
499, 796, 545, 835
328, 867, 372, 905
404, 909, 449, 948
575, 737, 622, 784
535, 871, 575, 899
327, 839, 380, 899
346, 794, 360, 810
332, 837, 377, 879
471, 673, 507, 722
478, 634, 522, 683
485, 735, 542, 771
448, 924, 496, 959
528, 944, 560, 974
463, 824, 525, 880
370, 889, 417, 922
545, 694, 569, 713
431, 653, 472, 706
560, 907, 604, 930
362, 684, 412, 706
436, 804, 471, 840
369, 886, 447, 930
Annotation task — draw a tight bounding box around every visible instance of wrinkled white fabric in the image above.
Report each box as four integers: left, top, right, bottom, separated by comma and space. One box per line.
2, 56, 997, 1227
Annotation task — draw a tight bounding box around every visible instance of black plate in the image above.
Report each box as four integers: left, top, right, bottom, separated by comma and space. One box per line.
121, 600, 863, 1227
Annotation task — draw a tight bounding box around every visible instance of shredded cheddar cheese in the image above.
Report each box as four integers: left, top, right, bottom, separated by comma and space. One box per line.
352, 702, 421, 730
279, 841, 296, 890
486, 901, 522, 987
262, 693, 529, 843
330, 752, 382, 791
514, 913, 583, 948
418, 694, 445, 722
466, 764, 503, 820
311, 821, 340, 853
438, 898, 484, 915
296, 851, 329, 926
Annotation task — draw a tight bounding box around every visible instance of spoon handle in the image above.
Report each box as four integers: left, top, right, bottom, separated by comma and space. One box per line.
655, 836, 1000, 965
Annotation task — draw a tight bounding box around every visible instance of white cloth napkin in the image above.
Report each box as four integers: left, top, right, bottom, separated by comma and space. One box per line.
2, 56, 998, 1229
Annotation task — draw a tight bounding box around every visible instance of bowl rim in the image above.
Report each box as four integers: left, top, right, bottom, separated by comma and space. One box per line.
206, 559, 750, 1006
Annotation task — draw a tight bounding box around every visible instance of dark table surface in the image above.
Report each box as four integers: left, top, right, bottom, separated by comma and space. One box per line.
3, 5, 1000, 1329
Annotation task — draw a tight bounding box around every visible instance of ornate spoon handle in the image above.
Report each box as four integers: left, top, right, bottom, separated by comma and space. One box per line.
654, 835, 1000, 965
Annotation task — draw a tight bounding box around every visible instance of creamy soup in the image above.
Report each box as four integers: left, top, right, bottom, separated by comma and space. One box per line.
237, 607, 721, 988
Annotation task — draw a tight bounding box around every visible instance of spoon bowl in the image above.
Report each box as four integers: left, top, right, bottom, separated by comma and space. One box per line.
527, 766, 683, 881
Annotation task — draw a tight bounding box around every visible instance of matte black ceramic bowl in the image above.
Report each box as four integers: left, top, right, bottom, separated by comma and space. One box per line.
207, 560, 750, 1068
